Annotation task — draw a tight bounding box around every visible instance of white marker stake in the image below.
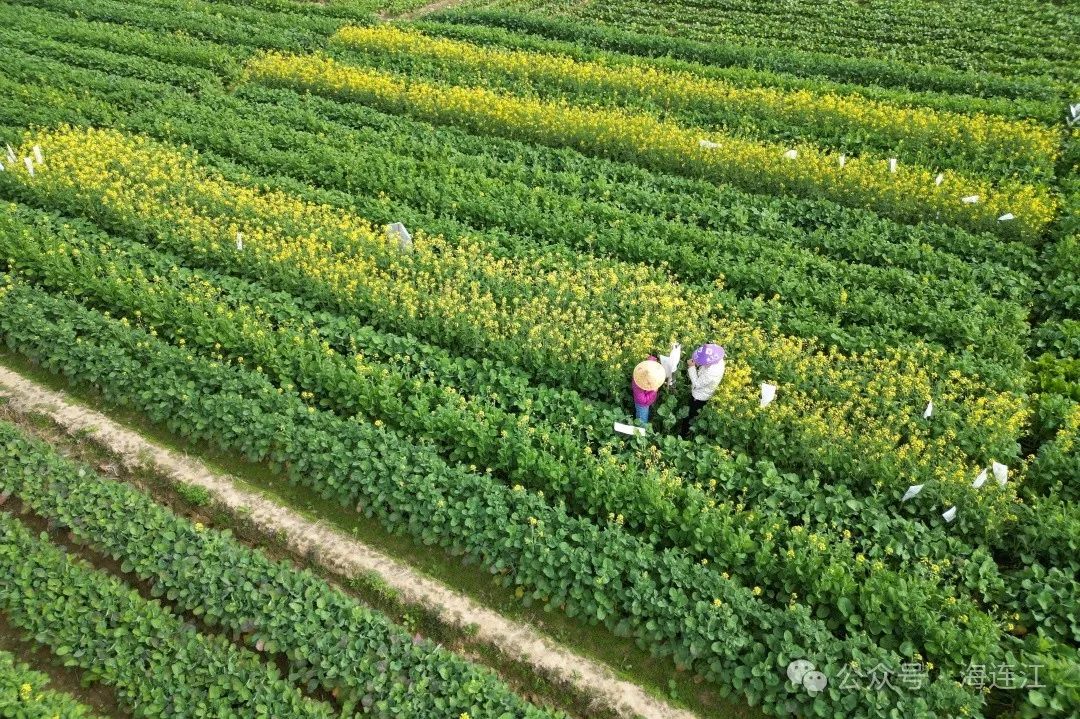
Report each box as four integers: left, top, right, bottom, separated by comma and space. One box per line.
32, 145, 43, 165
236, 232, 244, 251
698, 139, 719, 149
0, 161, 4, 172
962, 195, 979, 204
888, 158, 897, 173
901, 484, 924, 502
613, 422, 646, 437
972, 469, 988, 489
935, 173, 944, 187
942, 506, 957, 523
838, 154, 846, 168
783, 149, 798, 160
5, 145, 15, 165
23, 157, 33, 177
992, 462, 1008, 486
760, 383, 777, 407
923, 401, 933, 419
998, 213, 1015, 222
1070, 102, 1080, 118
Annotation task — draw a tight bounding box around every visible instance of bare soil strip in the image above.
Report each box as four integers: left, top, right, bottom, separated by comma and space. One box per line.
0, 364, 700, 719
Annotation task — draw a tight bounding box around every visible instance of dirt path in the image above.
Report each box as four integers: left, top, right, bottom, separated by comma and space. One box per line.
0, 365, 699, 719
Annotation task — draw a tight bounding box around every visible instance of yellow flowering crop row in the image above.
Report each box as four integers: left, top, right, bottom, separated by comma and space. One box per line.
332, 24, 1060, 179
3, 127, 1026, 524
242, 51, 1057, 243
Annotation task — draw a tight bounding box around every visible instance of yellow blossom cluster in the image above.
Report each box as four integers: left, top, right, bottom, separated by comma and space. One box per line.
332, 25, 1059, 177
242, 51, 1056, 241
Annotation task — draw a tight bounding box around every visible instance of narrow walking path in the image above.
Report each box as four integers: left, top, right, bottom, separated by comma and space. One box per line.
0, 364, 700, 719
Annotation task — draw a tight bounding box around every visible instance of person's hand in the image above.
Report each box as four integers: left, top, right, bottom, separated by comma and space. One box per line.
687, 359, 696, 368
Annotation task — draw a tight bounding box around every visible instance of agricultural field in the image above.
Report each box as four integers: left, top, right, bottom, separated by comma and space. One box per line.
0, 0, 1076, 718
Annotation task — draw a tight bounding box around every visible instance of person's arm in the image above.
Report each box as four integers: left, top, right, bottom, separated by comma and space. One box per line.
687, 363, 701, 389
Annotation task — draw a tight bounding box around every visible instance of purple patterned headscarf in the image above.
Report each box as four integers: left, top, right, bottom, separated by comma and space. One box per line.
692, 344, 725, 366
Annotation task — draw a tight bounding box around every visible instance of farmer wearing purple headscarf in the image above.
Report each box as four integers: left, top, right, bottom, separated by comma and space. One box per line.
682, 343, 726, 435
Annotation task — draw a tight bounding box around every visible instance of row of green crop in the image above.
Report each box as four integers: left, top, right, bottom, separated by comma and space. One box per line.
407, 19, 1064, 124
0, 649, 100, 719
0, 511, 333, 718
0, 201, 1007, 672
0, 278, 989, 719
0, 422, 560, 719
3, 0, 331, 56
329, 24, 1060, 183
0, 126, 1029, 534
0, 13, 1039, 379
494, 0, 1078, 89
243, 51, 1058, 243
428, 9, 1066, 103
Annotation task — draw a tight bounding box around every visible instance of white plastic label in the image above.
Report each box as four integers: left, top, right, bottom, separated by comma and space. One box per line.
4, 145, 15, 165
783, 149, 798, 160
998, 213, 1015, 221
32, 145, 43, 164
923, 401, 933, 419
992, 461, 1008, 486
698, 139, 719, 149
935, 173, 944, 186
888, 158, 897, 173
236, 232, 244, 251
613, 422, 646, 437
838, 154, 846, 168
23, 157, 33, 176
972, 469, 987, 488
942, 506, 957, 523
901, 484, 924, 502
760, 383, 777, 407
962, 195, 979, 204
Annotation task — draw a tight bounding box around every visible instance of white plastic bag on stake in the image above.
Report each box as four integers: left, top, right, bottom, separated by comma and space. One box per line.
23, 157, 33, 176
934, 173, 944, 186
4, 144, 15, 165
236, 232, 244, 251
838, 154, 846, 168
992, 462, 1008, 486
783, 149, 798, 160
659, 342, 681, 386
962, 195, 979, 204
32, 145, 43, 165
942, 506, 957, 523
0, 160, 4, 172
998, 213, 1015, 221
760, 383, 777, 407
923, 401, 933, 419
888, 158, 897, 173
972, 469, 988, 488
387, 222, 412, 252
698, 139, 719, 149
901, 484, 924, 502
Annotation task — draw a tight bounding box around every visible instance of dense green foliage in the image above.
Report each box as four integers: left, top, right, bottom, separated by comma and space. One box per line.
0, 0, 1076, 717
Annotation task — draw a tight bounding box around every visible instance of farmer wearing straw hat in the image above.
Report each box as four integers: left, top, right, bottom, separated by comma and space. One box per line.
682, 344, 726, 435
631, 356, 666, 424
